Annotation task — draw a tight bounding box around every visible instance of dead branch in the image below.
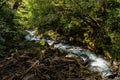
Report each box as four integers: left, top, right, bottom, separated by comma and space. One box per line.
20, 60, 39, 79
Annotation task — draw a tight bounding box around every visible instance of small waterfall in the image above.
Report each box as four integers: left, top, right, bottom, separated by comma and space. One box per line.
25, 30, 113, 77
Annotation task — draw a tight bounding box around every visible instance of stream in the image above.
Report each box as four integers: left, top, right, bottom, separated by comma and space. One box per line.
25, 30, 114, 78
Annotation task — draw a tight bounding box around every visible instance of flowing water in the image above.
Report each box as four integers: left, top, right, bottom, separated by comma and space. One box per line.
25, 30, 113, 78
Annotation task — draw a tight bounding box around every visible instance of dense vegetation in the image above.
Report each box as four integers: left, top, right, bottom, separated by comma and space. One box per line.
0, 0, 120, 59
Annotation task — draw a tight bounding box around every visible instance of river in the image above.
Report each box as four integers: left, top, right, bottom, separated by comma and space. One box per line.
25, 30, 115, 78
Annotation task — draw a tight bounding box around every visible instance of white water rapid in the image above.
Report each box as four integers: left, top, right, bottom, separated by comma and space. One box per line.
25, 30, 113, 78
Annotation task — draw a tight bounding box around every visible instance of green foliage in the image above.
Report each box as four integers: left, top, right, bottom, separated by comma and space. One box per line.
107, 32, 120, 59
35, 40, 49, 49
30, 0, 120, 59
14, 0, 33, 28
0, 0, 120, 59
0, 0, 30, 55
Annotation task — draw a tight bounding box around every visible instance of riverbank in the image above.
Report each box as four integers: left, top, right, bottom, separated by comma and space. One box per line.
0, 47, 120, 80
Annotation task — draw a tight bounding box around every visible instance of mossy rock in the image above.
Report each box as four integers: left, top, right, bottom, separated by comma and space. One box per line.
35, 40, 49, 49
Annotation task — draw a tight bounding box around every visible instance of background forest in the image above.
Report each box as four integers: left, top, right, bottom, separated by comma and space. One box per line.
0, 0, 120, 59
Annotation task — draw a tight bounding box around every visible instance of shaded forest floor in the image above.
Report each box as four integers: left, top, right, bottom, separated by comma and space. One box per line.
0, 47, 120, 80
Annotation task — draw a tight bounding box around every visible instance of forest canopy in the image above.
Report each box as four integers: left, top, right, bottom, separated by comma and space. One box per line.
0, 0, 120, 59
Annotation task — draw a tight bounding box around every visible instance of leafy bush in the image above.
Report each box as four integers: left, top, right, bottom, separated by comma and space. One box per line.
0, 0, 30, 56
30, 0, 120, 59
